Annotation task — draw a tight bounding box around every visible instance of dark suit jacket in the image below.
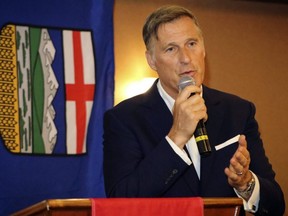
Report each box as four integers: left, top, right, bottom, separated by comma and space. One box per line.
103, 80, 285, 216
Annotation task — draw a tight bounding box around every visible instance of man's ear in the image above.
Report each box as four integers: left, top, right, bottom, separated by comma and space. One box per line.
145, 50, 157, 71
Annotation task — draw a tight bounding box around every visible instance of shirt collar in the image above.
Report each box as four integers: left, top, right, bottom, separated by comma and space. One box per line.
157, 80, 174, 113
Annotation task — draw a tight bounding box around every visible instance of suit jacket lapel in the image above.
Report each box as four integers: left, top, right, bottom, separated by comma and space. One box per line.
139, 80, 201, 194
200, 85, 225, 192
138, 80, 173, 141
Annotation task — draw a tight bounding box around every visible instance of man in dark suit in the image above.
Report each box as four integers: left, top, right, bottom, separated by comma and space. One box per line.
103, 5, 285, 216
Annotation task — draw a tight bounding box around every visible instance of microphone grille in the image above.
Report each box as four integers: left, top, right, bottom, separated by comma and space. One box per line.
178, 76, 196, 91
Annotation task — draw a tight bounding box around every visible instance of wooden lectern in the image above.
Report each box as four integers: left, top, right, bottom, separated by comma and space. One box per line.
12, 197, 243, 216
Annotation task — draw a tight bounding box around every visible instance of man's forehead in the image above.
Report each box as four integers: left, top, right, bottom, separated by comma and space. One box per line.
157, 18, 199, 36
156, 22, 201, 43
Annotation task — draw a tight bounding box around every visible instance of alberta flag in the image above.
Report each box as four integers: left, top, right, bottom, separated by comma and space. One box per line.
0, 0, 114, 215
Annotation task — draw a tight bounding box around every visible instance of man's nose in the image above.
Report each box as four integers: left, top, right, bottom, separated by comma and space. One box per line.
179, 48, 191, 64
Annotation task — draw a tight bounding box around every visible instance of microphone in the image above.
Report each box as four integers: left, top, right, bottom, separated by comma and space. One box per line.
178, 76, 212, 157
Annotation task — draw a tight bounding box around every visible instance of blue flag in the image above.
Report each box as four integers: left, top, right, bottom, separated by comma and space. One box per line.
0, 0, 114, 214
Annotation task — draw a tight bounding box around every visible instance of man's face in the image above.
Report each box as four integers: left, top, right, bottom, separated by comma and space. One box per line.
146, 16, 206, 99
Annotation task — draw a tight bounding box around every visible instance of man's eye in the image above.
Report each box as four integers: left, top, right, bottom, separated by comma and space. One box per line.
165, 47, 175, 52
189, 41, 197, 47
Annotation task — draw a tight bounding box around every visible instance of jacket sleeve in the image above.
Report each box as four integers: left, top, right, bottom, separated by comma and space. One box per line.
244, 102, 285, 216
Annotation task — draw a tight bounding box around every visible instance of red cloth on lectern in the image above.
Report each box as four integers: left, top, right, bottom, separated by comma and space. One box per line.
90, 197, 203, 216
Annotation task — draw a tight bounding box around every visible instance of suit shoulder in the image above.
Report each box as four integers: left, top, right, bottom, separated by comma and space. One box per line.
106, 82, 160, 116
105, 92, 150, 119
204, 86, 253, 105
204, 86, 256, 115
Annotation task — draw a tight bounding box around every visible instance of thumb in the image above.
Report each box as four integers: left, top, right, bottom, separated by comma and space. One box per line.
238, 134, 247, 148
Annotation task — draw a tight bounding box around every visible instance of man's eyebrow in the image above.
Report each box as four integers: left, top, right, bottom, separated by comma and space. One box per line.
186, 37, 199, 42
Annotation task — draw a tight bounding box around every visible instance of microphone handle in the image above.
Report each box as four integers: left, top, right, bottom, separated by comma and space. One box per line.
194, 120, 212, 157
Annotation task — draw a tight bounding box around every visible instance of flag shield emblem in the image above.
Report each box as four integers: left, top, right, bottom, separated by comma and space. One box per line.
0, 24, 95, 155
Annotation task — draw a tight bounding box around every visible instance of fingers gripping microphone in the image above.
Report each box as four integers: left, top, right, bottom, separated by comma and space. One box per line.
178, 76, 212, 157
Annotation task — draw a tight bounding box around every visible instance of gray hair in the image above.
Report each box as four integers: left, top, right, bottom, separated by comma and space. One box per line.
142, 5, 202, 50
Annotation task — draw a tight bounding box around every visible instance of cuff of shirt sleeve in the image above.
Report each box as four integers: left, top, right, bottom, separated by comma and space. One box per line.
235, 171, 260, 213
165, 136, 192, 165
